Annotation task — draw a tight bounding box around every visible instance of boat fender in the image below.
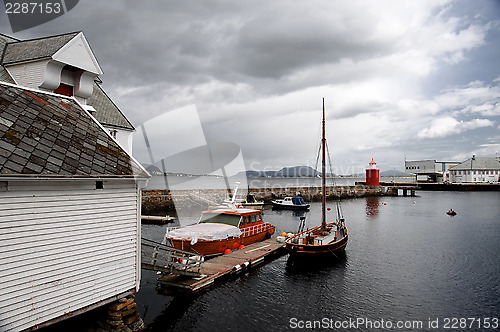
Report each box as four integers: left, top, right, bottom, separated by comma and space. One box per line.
233, 264, 241, 272
243, 261, 250, 268
238, 244, 245, 250
224, 248, 232, 255
265, 231, 271, 239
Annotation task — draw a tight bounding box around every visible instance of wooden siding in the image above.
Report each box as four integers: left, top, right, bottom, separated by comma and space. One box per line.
5, 59, 48, 89
0, 181, 140, 331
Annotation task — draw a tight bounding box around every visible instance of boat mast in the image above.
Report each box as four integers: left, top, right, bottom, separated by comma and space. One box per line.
321, 98, 327, 231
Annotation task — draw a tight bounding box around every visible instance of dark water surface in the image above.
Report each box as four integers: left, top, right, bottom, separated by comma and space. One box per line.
137, 191, 500, 331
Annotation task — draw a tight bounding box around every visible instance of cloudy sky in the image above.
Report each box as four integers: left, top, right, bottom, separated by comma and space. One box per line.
2, 0, 500, 174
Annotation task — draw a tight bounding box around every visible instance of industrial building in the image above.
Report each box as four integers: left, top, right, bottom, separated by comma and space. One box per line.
405, 159, 459, 182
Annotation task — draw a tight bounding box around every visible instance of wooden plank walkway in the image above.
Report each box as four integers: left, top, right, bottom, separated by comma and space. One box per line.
158, 238, 286, 293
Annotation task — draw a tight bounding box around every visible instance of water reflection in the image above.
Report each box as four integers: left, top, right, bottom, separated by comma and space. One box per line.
365, 196, 379, 218
145, 295, 198, 332
285, 251, 348, 274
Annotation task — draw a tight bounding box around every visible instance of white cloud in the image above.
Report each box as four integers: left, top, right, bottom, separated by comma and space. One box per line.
417, 117, 494, 139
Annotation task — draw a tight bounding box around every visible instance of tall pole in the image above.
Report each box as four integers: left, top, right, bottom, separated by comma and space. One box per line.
321, 98, 326, 231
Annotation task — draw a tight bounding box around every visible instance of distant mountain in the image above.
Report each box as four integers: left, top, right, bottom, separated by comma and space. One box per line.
275, 165, 321, 177
243, 165, 321, 177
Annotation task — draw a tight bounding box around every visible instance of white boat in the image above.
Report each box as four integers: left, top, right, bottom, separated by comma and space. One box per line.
271, 196, 310, 210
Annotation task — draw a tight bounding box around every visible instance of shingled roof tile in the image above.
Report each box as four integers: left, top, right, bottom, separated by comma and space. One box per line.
0, 82, 149, 179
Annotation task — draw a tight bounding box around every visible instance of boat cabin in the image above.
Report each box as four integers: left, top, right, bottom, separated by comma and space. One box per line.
287, 197, 307, 205
199, 209, 264, 229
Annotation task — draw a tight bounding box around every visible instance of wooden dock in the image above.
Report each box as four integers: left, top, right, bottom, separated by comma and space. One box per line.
158, 238, 286, 293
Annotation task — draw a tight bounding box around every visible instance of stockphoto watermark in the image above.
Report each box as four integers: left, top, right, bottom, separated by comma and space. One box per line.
3, 0, 79, 32
289, 317, 424, 330
133, 105, 248, 223
289, 316, 499, 330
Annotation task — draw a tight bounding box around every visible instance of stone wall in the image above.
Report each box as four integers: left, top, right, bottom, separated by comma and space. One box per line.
142, 185, 396, 214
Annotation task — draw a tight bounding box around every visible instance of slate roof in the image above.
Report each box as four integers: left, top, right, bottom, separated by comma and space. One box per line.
87, 82, 135, 130
1, 32, 78, 65
0, 33, 17, 84
451, 157, 500, 171
0, 82, 148, 178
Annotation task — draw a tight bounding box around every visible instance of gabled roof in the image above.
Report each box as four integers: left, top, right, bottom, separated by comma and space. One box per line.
87, 82, 135, 130
451, 157, 500, 171
2, 31, 103, 75
1, 32, 78, 65
0, 32, 133, 131
0, 82, 148, 178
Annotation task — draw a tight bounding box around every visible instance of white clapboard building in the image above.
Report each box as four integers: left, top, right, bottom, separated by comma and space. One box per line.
0, 32, 149, 331
0, 82, 149, 331
449, 156, 500, 183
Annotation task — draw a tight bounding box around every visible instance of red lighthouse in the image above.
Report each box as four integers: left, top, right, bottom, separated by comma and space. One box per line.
366, 158, 380, 186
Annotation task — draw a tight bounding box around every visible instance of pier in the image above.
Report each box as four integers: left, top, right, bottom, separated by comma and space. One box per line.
142, 238, 286, 293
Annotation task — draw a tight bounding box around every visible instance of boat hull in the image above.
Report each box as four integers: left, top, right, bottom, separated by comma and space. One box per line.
168, 227, 275, 257
271, 202, 310, 210
241, 202, 264, 210
285, 223, 348, 258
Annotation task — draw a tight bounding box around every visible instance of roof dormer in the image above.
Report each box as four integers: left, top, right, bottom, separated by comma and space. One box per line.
2, 31, 102, 100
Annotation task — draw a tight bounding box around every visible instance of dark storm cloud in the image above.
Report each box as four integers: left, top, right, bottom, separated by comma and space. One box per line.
2, 0, 500, 172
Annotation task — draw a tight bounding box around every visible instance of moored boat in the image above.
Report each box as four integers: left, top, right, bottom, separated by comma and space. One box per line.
285, 99, 349, 259
272, 196, 310, 210
165, 208, 275, 257
223, 193, 264, 210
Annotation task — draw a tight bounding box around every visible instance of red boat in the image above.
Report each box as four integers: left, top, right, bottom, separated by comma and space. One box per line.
165, 208, 275, 257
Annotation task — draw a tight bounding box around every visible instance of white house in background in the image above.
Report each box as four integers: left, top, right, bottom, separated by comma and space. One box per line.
0, 31, 150, 331
0, 82, 150, 331
0, 31, 135, 153
449, 156, 500, 183
405, 159, 459, 182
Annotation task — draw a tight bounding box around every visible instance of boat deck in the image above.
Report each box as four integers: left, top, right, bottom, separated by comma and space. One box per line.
313, 231, 338, 245
158, 238, 286, 293
293, 225, 344, 246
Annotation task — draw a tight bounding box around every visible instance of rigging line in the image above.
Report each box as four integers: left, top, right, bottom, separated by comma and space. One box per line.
313, 120, 322, 172
325, 140, 335, 185
325, 137, 344, 220
314, 144, 321, 174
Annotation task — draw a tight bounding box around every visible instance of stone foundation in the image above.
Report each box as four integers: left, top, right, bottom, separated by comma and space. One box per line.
99, 295, 144, 332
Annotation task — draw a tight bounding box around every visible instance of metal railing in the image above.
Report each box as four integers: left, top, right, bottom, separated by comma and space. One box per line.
141, 238, 204, 276
240, 223, 274, 237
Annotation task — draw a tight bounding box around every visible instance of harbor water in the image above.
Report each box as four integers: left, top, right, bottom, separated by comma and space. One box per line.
137, 190, 500, 331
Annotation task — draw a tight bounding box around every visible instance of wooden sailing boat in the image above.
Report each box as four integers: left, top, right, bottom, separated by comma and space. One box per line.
284, 99, 348, 258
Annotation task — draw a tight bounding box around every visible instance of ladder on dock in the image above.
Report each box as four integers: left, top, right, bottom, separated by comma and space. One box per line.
141, 238, 204, 277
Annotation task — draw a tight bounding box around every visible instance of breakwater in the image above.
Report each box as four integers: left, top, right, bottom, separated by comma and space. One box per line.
142, 185, 397, 214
